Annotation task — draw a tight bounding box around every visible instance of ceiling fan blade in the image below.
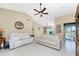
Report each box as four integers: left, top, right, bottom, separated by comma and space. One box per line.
34, 13, 40, 15
42, 13, 48, 15
41, 8, 46, 13
33, 9, 40, 13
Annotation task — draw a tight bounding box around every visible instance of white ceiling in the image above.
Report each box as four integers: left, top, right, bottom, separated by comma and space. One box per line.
0, 3, 78, 26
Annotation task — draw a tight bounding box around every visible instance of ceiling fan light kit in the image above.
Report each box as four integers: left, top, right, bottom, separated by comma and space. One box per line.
33, 3, 48, 17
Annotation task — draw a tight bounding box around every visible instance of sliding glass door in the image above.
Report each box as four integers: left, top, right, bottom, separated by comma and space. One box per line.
64, 23, 76, 41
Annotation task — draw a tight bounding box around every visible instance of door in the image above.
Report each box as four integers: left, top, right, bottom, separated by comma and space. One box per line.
64, 23, 76, 41
64, 23, 76, 55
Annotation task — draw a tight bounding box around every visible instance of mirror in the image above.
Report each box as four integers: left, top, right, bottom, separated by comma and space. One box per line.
15, 21, 24, 30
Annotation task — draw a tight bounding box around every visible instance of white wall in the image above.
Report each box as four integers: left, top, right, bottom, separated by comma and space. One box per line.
54, 13, 75, 40
0, 8, 44, 40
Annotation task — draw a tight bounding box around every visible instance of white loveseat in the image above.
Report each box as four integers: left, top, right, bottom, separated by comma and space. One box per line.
9, 33, 33, 49
36, 35, 61, 50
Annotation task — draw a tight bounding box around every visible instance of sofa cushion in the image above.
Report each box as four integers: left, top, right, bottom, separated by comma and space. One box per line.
37, 38, 57, 45
9, 36, 20, 41
9, 33, 33, 49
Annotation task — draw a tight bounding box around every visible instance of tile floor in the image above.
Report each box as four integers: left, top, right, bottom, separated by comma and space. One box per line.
0, 40, 75, 56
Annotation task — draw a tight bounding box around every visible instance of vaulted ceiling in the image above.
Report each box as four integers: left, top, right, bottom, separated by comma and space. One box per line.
0, 3, 78, 26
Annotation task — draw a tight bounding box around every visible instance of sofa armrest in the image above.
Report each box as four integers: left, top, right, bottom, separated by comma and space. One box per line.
55, 39, 62, 50
9, 40, 14, 49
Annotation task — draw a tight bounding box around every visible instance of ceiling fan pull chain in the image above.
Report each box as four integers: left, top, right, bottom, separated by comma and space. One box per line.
40, 3, 42, 12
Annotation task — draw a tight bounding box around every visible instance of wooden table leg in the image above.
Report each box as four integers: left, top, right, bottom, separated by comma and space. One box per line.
0, 40, 3, 49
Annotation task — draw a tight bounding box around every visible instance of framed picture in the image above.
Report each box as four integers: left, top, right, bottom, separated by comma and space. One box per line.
56, 24, 61, 33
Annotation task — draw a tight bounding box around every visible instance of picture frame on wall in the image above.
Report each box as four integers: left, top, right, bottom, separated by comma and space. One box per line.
56, 24, 61, 33
15, 21, 24, 30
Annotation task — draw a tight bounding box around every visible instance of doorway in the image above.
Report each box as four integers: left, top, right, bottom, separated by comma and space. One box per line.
64, 23, 76, 55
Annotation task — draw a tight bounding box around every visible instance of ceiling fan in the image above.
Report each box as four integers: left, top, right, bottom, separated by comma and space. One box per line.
33, 3, 48, 17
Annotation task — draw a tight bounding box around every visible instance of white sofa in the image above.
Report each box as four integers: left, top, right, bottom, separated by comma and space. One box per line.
36, 35, 61, 50
9, 33, 33, 49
